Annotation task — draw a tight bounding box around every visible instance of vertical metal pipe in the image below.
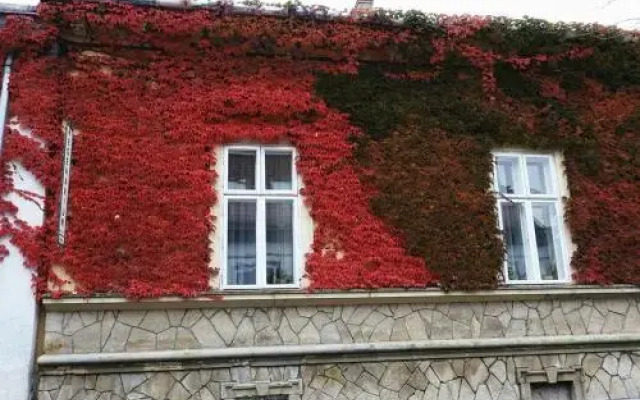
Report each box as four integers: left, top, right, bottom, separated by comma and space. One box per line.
0, 53, 13, 154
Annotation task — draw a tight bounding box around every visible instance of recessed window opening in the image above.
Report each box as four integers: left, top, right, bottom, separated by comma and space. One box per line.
222, 145, 300, 289
493, 152, 569, 284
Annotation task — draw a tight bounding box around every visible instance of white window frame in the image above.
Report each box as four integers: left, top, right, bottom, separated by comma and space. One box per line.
493, 151, 571, 284
221, 145, 301, 289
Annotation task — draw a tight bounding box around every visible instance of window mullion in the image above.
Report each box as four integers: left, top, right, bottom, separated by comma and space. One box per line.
524, 201, 541, 281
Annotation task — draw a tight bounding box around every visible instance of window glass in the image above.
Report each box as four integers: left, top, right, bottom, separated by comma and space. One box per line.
527, 156, 553, 195
496, 156, 521, 194
533, 203, 561, 280
501, 202, 528, 281
266, 200, 294, 285
265, 151, 293, 190
228, 150, 256, 190
531, 383, 572, 400
227, 200, 257, 285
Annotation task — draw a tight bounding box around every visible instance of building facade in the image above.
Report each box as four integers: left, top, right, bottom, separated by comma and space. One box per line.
1, 1, 640, 400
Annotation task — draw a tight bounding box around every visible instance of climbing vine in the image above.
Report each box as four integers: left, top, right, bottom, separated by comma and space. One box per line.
0, 0, 638, 296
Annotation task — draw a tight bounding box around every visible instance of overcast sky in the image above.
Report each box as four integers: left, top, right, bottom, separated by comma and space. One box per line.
4, 0, 640, 27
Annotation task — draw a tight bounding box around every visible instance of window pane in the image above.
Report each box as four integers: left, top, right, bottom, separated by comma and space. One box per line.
227, 200, 257, 285
266, 200, 294, 285
228, 150, 256, 190
531, 383, 572, 400
533, 203, 562, 280
527, 156, 553, 195
496, 156, 521, 194
501, 202, 528, 280
265, 151, 293, 190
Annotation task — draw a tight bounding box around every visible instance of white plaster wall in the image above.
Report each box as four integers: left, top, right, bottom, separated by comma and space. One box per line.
0, 124, 45, 400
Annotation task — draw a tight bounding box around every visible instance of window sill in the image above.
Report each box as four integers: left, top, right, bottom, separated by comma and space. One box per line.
42, 284, 640, 312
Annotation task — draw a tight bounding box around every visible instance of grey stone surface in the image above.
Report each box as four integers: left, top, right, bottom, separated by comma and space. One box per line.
43, 298, 640, 354
38, 351, 640, 400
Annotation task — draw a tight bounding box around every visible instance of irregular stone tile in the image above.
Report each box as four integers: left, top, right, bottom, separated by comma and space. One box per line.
118, 311, 146, 327
405, 313, 428, 341
299, 321, 321, 344
618, 354, 632, 378
199, 387, 216, 400
603, 313, 625, 334
46, 313, 65, 334
595, 369, 611, 393
608, 299, 629, 315
102, 322, 131, 353
452, 320, 472, 339
126, 328, 156, 351
72, 323, 102, 353
251, 309, 271, 332
138, 374, 175, 399
423, 385, 438, 400
380, 363, 411, 391
79, 312, 98, 327
431, 311, 453, 340
527, 309, 544, 336
278, 318, 299, 345
586, 376, 608, 400
406, 368, 427, 391
285, 308, 308, 334
487, 375, 502, 399
192, 318, 225, 348
587, 310, 605, 334
312, 312, 332, 331
166, 309, 185, 327
323, 378, 344, 398
475, 384, 491, 400
256, 326, 282, 346
490, 360, 507, 383
139, 311, 170, 334
623, 306, 640, 333
610, 376, 628, 400
391, 319, 410, 341
348, 307, 372, 326
505, 320, 526, 338
497, 381, 518, 400
320, 323, 342, 344
393, 305, 413, 319
603, 355, 619, 375
181, 309, 203, 328
181, 371, 202, 394
63, 313, 84, 335
465, 359, 489, 391
425, 368, 440, 387
355, 371, 379, 395
399, 384, 415, 400
233, 318, 255, 346
431, 362, 455, 383
583, 354, 603, 376
44, 332, 72, 354
121, 374, 146, 393
480, 316, 504, 338
362, 363, 385, 381
369, 317, 393, 342
156, 327, 177, 350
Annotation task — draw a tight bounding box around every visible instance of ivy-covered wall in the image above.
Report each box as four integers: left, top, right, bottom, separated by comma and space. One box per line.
0, 1, 638, 296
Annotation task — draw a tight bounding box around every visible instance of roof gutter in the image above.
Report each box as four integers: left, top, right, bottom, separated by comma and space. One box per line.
0, 53, 13, 155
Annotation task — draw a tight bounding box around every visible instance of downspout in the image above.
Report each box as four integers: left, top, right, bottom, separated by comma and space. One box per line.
0, 53, 12, 154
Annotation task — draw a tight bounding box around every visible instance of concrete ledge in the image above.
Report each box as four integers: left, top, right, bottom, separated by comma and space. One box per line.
38, 333, 640, 369
42, 286, 640, 311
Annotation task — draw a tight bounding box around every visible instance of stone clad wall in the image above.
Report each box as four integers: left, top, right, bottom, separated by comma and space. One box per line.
38, 352, 640, 400
43, 298, 640, 354
38, 293, 640, 400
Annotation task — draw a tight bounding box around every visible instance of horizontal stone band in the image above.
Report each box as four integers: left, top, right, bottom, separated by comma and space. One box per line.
42, 286, 640, 311
38, 333, 640, 368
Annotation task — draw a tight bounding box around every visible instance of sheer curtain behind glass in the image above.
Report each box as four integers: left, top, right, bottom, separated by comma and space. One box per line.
266, 201, 294, 284
227, 201, 257, 285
